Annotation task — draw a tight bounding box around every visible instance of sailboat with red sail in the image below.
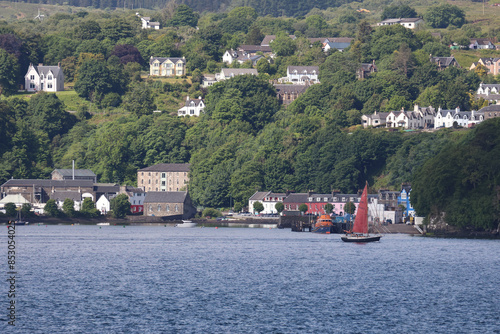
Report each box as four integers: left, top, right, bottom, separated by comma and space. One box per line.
341, 182, 381, 242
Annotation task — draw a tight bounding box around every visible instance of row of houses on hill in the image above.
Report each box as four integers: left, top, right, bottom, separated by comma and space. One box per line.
248, 184, 414, 224
362, 102, 500, 129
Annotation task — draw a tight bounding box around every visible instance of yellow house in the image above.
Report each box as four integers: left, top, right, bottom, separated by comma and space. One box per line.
149, 56, 186, 77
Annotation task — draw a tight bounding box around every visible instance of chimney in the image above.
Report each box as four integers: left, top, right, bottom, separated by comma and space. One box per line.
58, 62, 61, 67
186, 96, 190, 101
39, 63, 43, 66
414, 104, 419, 112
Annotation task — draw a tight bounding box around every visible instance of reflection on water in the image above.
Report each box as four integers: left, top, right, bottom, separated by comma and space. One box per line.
5, 226, 500, 333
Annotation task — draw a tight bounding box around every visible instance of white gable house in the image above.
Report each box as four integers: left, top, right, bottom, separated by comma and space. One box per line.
178, 96, 205, 117
25, 63, 64, 92
285, 66, 319, 84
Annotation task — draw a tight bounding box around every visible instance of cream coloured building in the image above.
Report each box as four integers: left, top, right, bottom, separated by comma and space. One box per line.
137, 163, 190, 192
149, 57, 186, 77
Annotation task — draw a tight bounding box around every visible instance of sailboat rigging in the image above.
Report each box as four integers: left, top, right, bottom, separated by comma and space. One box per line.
341, 182, 381, 242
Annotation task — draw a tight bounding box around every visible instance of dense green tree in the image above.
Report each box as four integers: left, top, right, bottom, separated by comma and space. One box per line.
62, 198, 76, 217
74, 20, 101, 40
344, 201, 356, 215
253, 201, 264, 214
381, 5, 417, 20
275, 202, 284, 214
270, 34, 296, 57
324, 203, 333, 214
123, 84, 156, 116
0, 49, 19, 96
28, 93, 76, 140
21, 203, 31, 217
110, 194, 130, 218
169, 4, 199, 27
202, 207, 221, 218
5, 202, 16, 217
74, 58, 112, 101
205, 75, 279, 132
81, 197, 99, 217
298, 203, 308, 214
44, 199, 60, 217
424, 4, 466, 29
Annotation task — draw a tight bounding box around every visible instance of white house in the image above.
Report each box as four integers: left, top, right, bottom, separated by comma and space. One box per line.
140, 16, 160, 29
96, 194, 112, 215
377, 18, 424, 29
362, 111, 390, 128
382, 105, 436, 129
178, 96, 205, 117
248, 191, 287, 214
223, 50, 263, 66
284, 66, 319, 84
25, 63, 64, 92
149, 57, 186, 77
469, 38, 495, 50
215, 68, 258, 81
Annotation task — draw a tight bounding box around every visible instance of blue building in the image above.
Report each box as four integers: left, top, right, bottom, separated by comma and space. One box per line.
397, 184, 415, 219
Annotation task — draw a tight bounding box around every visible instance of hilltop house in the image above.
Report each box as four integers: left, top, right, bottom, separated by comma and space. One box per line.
137, 163, 190, 192
430, 56, 461, 70
25, 63, 64, 92
384, 105, 435, 129
476, 83, 500, 103
149, 57, 186, 77
357, 61, 377, 79
274, 84, 309, 106
223, 50, 264, 65
143, 191, 196, 219
377, 18, 424, 29
470, 58, 500, 76
140, 16, 160, 29
322, 37, 353, 52
215, 68, 258, 81
283, 66, 319, 84
362, 111, 390, 128
469, 38, 495, 50
178, 96, 205, 117
434, 107, 484, 128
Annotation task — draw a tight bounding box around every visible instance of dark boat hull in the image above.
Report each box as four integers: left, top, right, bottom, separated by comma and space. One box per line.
341, 235, 381, 242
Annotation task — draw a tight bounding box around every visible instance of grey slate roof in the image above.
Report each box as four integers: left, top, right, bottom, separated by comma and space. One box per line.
221, 68, 258, 76
50, 191, 82, 201
34, 65, 63, 78
274, 84, 308, 95
52, 169, 96, 177
138, 163, 190, 173
325, 42, 351, 50
479, 104, 500, 112
249, 191, 269, 201
261, 35, 296, 46
237, 45, 272, 53
1, 179, 94, 187
288, 66, 319, 74
149, 57, 186, 65
283, 193, 308, 203
144, 191, 188, 203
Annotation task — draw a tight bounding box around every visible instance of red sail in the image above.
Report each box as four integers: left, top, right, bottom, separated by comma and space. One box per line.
352, 183, 368, 234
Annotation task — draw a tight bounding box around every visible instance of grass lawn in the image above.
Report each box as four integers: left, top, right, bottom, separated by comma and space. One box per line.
55, 90, 88, 111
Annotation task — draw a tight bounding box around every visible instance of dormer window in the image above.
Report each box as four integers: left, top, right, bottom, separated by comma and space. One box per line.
48, 75, 52, 80
308, 197, 313, 202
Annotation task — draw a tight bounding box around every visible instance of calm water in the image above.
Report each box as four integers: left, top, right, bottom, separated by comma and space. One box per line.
1, 225, 499, 333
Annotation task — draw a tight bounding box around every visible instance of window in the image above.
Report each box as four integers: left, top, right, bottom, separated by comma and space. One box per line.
48, 83, 52, 88
149, 205, 153, 211
30, 83, 35, 89
316, 197, 320, 202
30, 75, 35, 80
166, 204, 170, 211
161, 173, 166, 178
308, 197, 312, 202
157, 205, 161, 211
190, 110, 194, 114
48, 75, 52, 80
175, 205, 179, 212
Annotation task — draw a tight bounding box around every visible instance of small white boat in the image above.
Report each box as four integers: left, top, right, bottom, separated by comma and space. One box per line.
97, 222, 110, 226
174, 220, 197, 228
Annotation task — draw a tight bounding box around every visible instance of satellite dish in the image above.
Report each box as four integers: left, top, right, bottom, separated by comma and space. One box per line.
34, 9, 45, 21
